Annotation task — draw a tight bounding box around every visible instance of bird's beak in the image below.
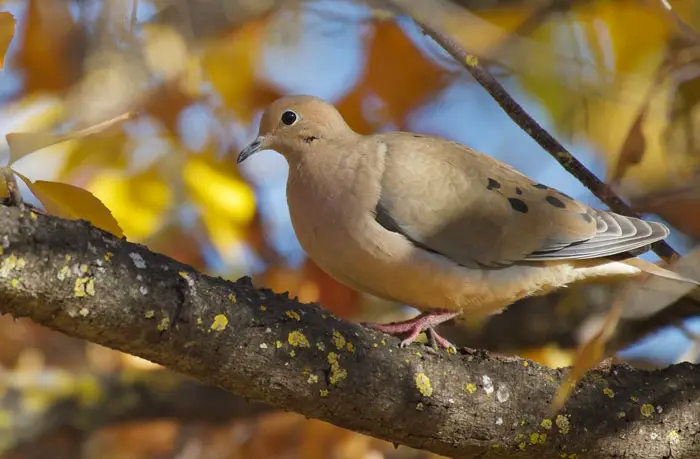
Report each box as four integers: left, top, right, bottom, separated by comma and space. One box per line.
237, 136, 265, 164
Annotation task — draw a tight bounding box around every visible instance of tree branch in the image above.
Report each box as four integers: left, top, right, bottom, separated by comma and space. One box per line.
0, 368, 273, 453
1, 205, 700, 458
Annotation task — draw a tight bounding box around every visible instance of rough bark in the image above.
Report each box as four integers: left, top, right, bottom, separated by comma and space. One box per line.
1, 205, 700, 458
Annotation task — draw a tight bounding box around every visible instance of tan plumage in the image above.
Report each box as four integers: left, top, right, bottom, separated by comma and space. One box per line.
238, 95, 683, 347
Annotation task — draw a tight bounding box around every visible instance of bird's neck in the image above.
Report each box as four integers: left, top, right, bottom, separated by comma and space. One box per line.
288, 141, 355, 208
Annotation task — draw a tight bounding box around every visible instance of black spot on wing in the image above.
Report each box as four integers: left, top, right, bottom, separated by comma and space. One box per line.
545, 196, 566, 209
533, 183, 549, 190
487, 178, 501, 191
515, 187, 523, 195
302, 136, 318, 143
508, 198, 529, 213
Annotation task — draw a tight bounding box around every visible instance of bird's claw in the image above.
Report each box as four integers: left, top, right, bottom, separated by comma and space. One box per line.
363, 310, 460, 350
426, 327, 456, 351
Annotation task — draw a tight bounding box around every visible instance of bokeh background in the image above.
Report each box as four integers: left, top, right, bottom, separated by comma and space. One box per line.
1, 0, 700, 457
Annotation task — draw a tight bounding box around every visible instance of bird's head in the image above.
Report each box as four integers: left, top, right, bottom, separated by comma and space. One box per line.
237, 95, 354, 164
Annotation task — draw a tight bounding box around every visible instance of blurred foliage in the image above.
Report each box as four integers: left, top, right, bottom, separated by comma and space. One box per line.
0, 0, 700, 457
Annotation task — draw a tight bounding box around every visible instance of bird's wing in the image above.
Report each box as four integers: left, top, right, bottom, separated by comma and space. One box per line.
373, 133, 668, 267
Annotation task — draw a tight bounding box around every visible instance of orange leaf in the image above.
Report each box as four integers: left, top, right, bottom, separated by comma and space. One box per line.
147, 225, 206, 271
303, 260, 360, 320
12, 0, 84, 92
357, 21, 448, 128
16, 174, 123, 237
336, 88, 378, 135
0, 11, 16, 69
632, 187, 700, 238
143, 84, 197, 134
202, 19, 278, 122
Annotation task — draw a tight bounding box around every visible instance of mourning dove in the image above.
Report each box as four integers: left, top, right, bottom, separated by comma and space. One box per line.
238, 95, 686, 349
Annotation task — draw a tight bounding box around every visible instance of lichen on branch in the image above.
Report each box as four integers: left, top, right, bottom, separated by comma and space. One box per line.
0, 204, 699, 459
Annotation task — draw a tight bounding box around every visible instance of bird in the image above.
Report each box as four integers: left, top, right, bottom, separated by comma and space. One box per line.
237, 95, 688, 349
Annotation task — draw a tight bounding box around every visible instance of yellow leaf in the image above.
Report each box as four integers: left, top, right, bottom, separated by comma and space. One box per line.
518, 344, 573, 369
201, 20, 265, 122
16, 174, 123, 237
576, 1, 670, 75
519, 1, 672, 150
573, 2, 672, 185
6, 132, 66, 162
518, 1, 687, 195
141, 24, 190, 83
552, 321, 610, 412
200, 208, 248, 258
59, 129, 129, 180
398, 0, 527, 59
516, 21, 568, 119
0, 11, 16, 69
182, 151, 255, 257
473, 4, 536, 33
588, 74, 676, 193
87, 168, 173, 241
6, 111, 135, 164
182, 152, 256, 225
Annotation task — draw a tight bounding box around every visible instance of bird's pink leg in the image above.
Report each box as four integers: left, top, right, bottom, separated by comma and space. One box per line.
363, 310, 460, 349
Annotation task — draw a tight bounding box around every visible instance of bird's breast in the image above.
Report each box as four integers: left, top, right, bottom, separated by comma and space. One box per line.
286, 154, 378, 260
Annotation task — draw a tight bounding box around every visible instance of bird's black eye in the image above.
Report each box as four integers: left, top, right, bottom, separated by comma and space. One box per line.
281, 110, 298, 126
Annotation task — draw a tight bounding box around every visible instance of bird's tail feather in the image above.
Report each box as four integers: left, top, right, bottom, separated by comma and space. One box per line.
622, 257, 700, 286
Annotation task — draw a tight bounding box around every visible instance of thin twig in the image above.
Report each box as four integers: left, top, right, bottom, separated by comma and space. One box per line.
412, 22, 679, 263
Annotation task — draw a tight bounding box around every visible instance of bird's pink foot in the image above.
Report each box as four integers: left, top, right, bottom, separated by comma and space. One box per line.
363, 311, 460, 349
